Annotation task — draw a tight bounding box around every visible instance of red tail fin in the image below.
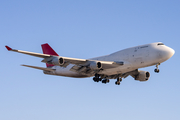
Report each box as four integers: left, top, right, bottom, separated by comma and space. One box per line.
41, 43, 59, 67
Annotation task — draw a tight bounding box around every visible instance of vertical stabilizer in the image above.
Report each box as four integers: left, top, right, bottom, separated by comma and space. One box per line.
41, 43, 59, 67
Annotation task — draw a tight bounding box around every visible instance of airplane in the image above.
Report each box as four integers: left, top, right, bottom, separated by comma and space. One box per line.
5, 42, 175, 85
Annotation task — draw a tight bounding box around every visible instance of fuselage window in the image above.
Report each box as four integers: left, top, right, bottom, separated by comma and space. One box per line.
157, 43, 164, 45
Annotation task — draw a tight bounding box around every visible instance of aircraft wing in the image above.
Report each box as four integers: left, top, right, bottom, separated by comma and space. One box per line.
41, 55, 124, 69
5, 46, 51, 58
5, 46, 88, 62
21, 64, 55, 71
69, 60, 124, 75
6, 45, 124, 71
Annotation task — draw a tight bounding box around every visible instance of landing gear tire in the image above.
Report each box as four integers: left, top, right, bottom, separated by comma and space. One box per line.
154, 63, 160, 73
93, 74, 102, 82
115, 78, 121, 85
102, 80, 106, 84
154, 69, 160, 73
106, 79, 110, 83
115, 81, 120, 85
93, 77, 101, 82
102, 79, 109, 84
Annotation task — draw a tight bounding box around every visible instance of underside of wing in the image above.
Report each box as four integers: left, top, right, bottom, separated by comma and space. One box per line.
69, 60, 124, 76
21, 64, 55, 72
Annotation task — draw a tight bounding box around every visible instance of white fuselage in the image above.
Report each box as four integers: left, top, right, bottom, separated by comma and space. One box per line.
46, 42, 174, 78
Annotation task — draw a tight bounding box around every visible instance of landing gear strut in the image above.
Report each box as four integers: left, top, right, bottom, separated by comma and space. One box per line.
154, 63, 160, 73
115, 77, 122, 85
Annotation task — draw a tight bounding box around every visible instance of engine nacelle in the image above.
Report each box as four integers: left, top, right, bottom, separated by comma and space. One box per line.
50, 57, 64, 66
89, 61, 102, 70
135, 70, 150, 81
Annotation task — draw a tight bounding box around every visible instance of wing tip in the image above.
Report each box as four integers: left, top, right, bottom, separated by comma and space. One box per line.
5, 46, 12, 51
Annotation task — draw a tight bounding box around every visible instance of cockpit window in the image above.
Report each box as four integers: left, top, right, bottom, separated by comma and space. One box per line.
157, 43, 164, 45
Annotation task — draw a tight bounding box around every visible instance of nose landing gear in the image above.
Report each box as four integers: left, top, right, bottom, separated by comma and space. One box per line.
154, 63, 160, 73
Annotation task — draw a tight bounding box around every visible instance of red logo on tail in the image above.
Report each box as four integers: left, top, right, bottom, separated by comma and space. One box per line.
41, 43, 59, 67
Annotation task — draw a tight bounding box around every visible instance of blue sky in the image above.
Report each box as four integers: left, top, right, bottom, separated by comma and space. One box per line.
1, 0, 180, 120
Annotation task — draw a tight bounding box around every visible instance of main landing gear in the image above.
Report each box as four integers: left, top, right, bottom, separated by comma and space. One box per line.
93, 74, 109, 84
115, 77, 122, 85
154, 63, 160, 73
102, 79, 110, 84
93, 74, 122, 85
93, 74, 101, 82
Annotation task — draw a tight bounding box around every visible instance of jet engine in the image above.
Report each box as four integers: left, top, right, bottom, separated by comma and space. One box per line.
50, 57, 64, 66
134, 70, 150, 81
89, 61, 102, 70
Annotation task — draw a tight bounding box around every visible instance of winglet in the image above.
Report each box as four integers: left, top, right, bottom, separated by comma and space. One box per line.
5, 46, 12, 51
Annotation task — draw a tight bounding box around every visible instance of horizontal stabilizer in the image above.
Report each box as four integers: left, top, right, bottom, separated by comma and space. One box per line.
21, 64, 55, 72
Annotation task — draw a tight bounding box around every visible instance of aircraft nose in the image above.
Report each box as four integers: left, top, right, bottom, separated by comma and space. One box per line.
161, 47, 175, 60
167, 47, 175, 58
